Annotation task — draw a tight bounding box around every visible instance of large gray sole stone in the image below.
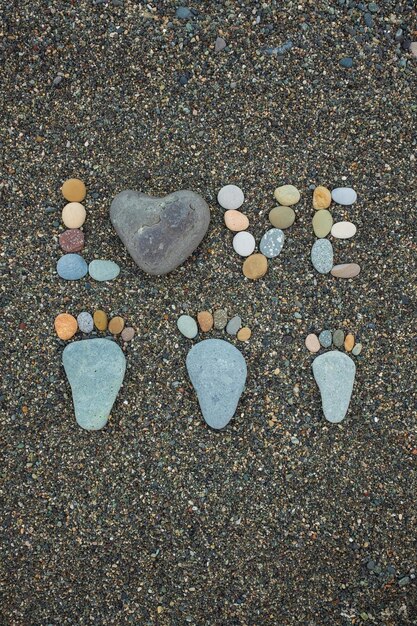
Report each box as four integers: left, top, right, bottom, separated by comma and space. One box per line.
312, 351, 356, 423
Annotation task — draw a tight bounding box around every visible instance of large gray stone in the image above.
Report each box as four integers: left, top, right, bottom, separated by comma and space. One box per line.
110, 189, 210, 275
186, 339, 247, 429
312, 351, 356, 423
62, 338, 126, 431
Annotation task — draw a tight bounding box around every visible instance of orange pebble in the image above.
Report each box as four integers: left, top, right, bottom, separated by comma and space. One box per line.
108, 316, 125, 335
93, 310, 108, 331
237, 327, 251, 341
344, 334, 355, 352
61, 178, 86, 202
242, 254, 268, 280
197, 311, 214, 332
54, 313, 78, 340
224, 210, 249, 232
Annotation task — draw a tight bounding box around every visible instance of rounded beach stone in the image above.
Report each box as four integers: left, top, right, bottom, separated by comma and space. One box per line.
77, 312, 94, 334
121, 327, 135, 342
243, 253, 268, 279
59, 229, 84, 253
344, 334, 355, 352
269, 206, 295, 229
226, 315, 242, 336
93, 310, 108, 331
305, 333, 320, 353
331, 187, 357, 205
57, 254, 88, 280
88, 259, 120, 282
313, 186, 331, 210
274, 184, 300, 206
319, 330, 332, 348
331, 221, 357, 239
61, 178, 86, 202
213, 309, 228, 330
311, 239, 333, 274
237, 327, 251, 341
352, 342, 362, 356
312, 210, 333, 238
333, 329, 345, 348
224, 210, 249, 232
217, 185, 244, 210
177, 314, 198, 339
233, 231, 255, 257
55, 313, 78, 340
62, 202, 86, 229
331, 263, 361, 278
197, 311, 213, 332
108, 316, 125, 335
259, 228, 285, 258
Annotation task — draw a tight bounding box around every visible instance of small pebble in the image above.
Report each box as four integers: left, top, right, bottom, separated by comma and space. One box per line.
233, 231, 255, 257
344, 334, 355, 352
339, 57, 353, 68
352, 343, 362, 356
224, 210, 249, 232
88, 259, 120, 281
213, 309, 228, 330
108, 316, 125, 335
61, 178, 86, 202
313, 186, 331, 210
62, 202, 86, 229
269, 206, 295, 229
331, 187, 357, 205
305, 334, 320, 353
226, 316, 242, 336
312, 210, 333, 238
177, 315, 198, 339
57, 254, 88, 280
259, 228, 285, 258
333, 329, 345, 348
331, 222, 357, 239
175, 7, 192, 19
59, 229, 84, 253
217, 185, 244, 210
243, 253, 268, 279
93, 310, 108, 331
215, 37, 226, 52
121, 327, 135, 342
237, 327, 251, 341
197, 311, 214, 332
54, 313, 78, 340
77, 312, 94, 334
274, 184, 300, 206
331, 263, 361, 278
319, 330, 332, 348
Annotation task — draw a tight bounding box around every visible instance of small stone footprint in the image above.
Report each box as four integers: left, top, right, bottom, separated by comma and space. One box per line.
177, 309, 249, 429
305, 329, 362, 423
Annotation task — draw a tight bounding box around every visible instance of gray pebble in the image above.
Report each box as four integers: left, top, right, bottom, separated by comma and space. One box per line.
259, 228, 285, 258
340, 57, 353, 68
226, 316, 242, 336
319, 330, 332, 348
77, 312, 94, 334
177, 315, 198, 339
175, 7, 192, 19
213, 309, 228, 330
311, 239, 333, 274
352, 343, 362, 356
398, 576, 410, 587
333, 329, 345, 348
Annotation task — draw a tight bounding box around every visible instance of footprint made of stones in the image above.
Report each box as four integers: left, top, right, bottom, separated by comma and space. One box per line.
176, 310, 249, 429
305, 329, 362, 423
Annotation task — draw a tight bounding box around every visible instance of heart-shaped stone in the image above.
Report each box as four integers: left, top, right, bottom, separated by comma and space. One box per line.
110, 189, 210, 275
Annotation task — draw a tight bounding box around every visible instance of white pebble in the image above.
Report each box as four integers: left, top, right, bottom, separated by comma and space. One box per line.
217, 185, 244, 210
233, 231, 256, 257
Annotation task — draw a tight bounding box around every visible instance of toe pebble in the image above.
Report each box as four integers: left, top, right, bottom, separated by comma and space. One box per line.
319, 330, 332, 348
305, 333, 321, 353
55, 313, 78, 340
333, 329, 345, 348
352, 342, 362, 356
108, 316, 125, 335
237, 327, 251, 341
226, 316, 242, 336
93, 310, 108, 331
213, 309, 228, 330
77, 312, 94, 334
121, 327, 135, 342
197, 311, 214, 332
344, 334, 355, 352
177, 315, 198, 339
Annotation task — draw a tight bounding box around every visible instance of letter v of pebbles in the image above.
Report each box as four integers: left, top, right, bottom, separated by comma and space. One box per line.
186, 338, 247, 429
312, 351, 356, 423
110, 190, 210, 275
62, 338, 126, 430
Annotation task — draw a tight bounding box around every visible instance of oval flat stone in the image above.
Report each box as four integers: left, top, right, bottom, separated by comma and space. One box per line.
88, 259, 120, 282
274, 185, 300, 206
62, 202, 86, 229
121, 327, 135, 342
177, 315, 198, 339
217, 185, 244, 210
344, 334, 355, 352
61, 178, 86, 202
108, 316, 125, 335
233, 231, 255, 257
226, 315, 242, 336
313, 186, 331, 210
59, 229, 84, 253
224, 210, 249, 232
312, 351, 356, 423
305, 333, 320, 353
269, 206, 295, 229
331, 221, 357, 239
243, 253, 268, 279
333, 329, 345, 348
55, 313, 78, 340
331, 263, 361, 278
352, 342, 362, 356
213, 309, 228, 330
57, 254, 88, 280
237, 327, 251, 341
93, 310, 108, 331
311, 240, 333, 274
259, 228, 285, 258
77, 312, 94, 334
312, 210, 333, 238
331, 187, 357, 205
319, 330, 332, 348
197, 311, 213, 332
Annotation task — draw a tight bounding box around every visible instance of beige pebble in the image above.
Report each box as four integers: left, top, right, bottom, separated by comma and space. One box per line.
305, 333, 320, 353
312, 209, 333, 238
313, 186, 331, 210
331, 221, 357, 239
224, 210, 249, 232
237, 327, 251, 341
54, 313, 78, 340
62, 202, 86, 229
274, 184, 300, 206
61, 178, 86, 202
108, 316, 125, 335
331, 263, 361, 278
93, 310, 108, 331
197, 311, 213, 332
242, 253, 268, 280
269, 206, 295, 229
121, 327, 135, 342
344, 334, 355, 352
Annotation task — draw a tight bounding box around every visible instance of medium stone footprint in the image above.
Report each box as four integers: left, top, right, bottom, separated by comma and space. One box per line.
305, 329, 362, 423
177, 310, 249, 429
